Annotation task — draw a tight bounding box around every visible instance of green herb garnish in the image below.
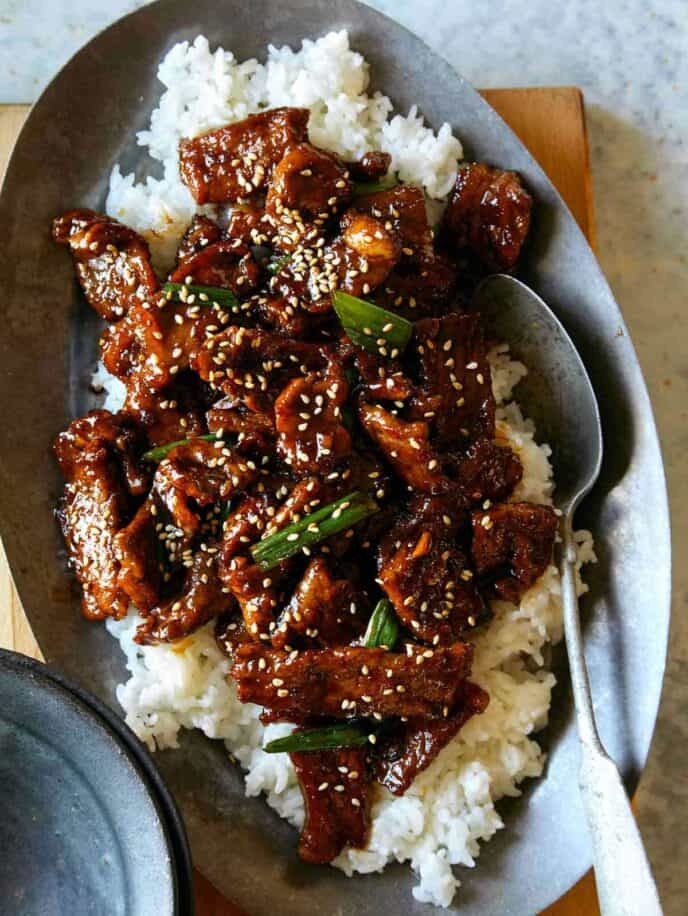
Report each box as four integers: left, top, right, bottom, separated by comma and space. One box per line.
352, 175, 399, 196
362, 599, 399, 650
332, 290, 413, 358
263, 723, 370, 754
250, 491, 378, 570
163, 281, 239, 310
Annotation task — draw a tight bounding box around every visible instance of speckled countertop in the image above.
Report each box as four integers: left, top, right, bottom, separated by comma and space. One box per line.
1, 0, 686, 912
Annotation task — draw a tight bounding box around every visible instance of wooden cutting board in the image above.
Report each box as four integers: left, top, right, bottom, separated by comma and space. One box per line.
0, 87, 599, 916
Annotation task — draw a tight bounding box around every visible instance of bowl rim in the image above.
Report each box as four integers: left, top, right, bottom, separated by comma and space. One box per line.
0, 648, 194, 916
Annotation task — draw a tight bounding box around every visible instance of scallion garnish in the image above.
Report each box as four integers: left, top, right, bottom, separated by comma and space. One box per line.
142, 433, 225, 464
362, 599, 399, 650
263, 723, 370, 754
250, 491, 378, 570
163, 281, 239, 310
352, 175, 399, 196
332, 290, 413, 358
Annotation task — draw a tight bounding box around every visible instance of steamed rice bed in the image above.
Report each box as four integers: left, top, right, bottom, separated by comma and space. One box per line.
102, 31, 594, 908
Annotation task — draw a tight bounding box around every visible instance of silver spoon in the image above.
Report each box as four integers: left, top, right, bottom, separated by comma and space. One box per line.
474, 274, 663, 916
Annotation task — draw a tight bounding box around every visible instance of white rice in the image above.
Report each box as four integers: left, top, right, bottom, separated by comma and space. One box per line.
100, 32, 595, 908
106, 31, 462, 270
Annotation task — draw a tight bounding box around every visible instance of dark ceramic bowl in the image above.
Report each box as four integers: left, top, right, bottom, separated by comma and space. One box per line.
0, 0, 670, 914
0, 650, 193, 915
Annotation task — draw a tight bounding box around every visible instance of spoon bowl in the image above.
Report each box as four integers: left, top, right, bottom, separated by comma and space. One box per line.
474, 273, 603, 511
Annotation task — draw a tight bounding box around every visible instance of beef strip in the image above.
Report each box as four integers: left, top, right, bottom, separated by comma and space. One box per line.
290, 745, 370, 863
265, 203, 401, 313
272, 558, 366, 649
53, 411, 142, 620
353, 185, 434, 257
53, 209, 158, 321
471, 501, 558, 601
346, 151, 392, 181
334, 209, 401, 296
169, 237, 260, 295
153, 438, 257, 536
358, 402, 448, 494
179, 107, 310, 204
135, 549, 233, 644
447, 437, 523, 504
221, 491, 287, 559
266, 143, 352, 252
231, 641, 474, 720
378, 499, 485, 644
99, 289, 223, 412
374, 681, 489, 795
53, 410, 148, 496
100, 285, 227, 448
122, 374, 209, 447
219, 554, 279, 640
442, 162, 532, 272
113, 497, 165, 611
226, 205, 277, 247
215, 610, 253, 656
207, 398, 276, 451
251, 293, 314, 339
99, 301, 166, 383
195, 325, 328, 413
352, 349, 414, 402
411, 313, 495, 445
372, 250, 457, 320
275, 359, 351, 474
175, 215, 223, 264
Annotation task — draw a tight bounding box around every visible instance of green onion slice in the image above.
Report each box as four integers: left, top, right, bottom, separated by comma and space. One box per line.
362, 599, 399, 650
163, 281, 239, 310
142, 433, 225, 464
264, 723, 369, 754
250, 491, 378, 570
332, 290, 413, 358
352, 175, 399, 196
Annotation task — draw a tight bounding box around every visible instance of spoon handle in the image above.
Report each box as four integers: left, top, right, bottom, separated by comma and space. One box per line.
560, 523, 663, 916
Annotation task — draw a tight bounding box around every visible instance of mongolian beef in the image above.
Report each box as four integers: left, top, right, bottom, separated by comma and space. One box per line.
53, 105, 556, 865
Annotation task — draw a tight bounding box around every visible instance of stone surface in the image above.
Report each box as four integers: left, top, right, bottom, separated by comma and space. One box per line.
0, 0, 685, 912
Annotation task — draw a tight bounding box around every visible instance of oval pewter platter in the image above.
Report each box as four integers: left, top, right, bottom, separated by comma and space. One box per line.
0, 1, 670, 913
